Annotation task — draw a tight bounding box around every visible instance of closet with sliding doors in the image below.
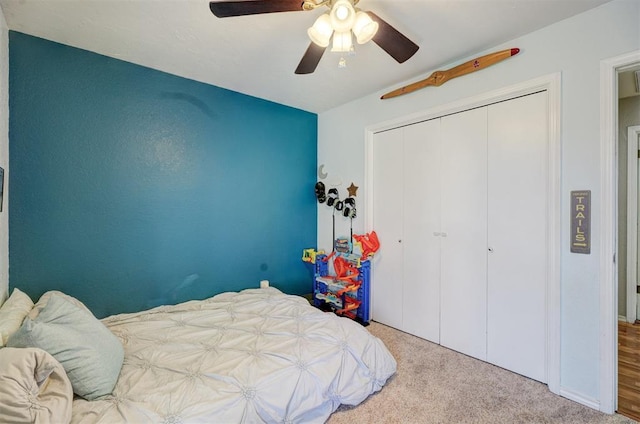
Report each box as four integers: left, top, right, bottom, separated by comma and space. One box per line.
371, 91, 548, 383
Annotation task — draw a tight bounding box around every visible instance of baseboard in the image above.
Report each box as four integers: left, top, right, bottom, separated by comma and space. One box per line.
619, 315, 628, 322
560, 387, 600, 411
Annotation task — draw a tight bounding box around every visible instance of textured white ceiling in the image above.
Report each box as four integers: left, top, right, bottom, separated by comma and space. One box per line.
0, 0, 612, 113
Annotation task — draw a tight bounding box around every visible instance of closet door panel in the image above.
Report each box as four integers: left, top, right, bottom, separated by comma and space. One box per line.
487, 92, 548, 382
372, 128, 404, 329
440, 108, 488, 361
402, 119, 441, 342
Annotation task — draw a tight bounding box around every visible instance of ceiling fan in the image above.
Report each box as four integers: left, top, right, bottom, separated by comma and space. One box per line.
209, 0, 419, 74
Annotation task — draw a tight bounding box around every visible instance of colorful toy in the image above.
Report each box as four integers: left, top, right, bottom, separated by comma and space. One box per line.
333, 256, 359, 282
312, 231, 380, 324
302, 248, 325, 264
313, 272, 362, 317
352, 231, 380, 260
334, 237, 351, 254
315, 292, 341, 308
336, 296, 361, 316
313, 254, 370, 323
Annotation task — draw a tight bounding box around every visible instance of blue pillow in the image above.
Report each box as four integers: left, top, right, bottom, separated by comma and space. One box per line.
7, 293, 124, 400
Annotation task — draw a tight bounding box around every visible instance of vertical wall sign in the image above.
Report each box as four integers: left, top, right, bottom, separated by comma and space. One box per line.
0, 167, 4, 212
570, 190, 591, 254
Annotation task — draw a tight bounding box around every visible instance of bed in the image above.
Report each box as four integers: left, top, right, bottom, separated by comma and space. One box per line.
0, 286, 396, 423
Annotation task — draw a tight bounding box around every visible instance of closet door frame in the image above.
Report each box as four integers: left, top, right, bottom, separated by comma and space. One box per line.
364, 73, 561, 395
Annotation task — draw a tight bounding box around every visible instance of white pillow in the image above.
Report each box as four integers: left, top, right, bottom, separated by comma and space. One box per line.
0, 347, 73, 424
7, 293, 124, 400
0, 288, 34, 346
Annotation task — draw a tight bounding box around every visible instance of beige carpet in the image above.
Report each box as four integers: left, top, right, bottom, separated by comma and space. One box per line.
328, 322, 637, 424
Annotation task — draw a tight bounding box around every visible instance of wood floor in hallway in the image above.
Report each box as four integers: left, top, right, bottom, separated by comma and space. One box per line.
619, 321, 640, 421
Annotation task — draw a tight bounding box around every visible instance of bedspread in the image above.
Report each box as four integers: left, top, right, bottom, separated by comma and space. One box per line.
71, 287, 396, 423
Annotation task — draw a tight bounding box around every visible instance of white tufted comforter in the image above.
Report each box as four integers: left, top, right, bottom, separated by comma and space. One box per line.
71, 287, 396, 423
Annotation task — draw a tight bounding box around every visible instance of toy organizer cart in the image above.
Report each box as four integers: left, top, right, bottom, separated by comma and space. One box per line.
313, 254, 370, 325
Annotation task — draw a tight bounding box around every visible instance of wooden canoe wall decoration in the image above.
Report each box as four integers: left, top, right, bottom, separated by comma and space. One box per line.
381, 48, 520, 100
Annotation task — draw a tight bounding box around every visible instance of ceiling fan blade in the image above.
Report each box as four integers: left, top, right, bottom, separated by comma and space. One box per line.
367, 11, 419, 64
295, 43, 326, 74
209, 0, 304, 18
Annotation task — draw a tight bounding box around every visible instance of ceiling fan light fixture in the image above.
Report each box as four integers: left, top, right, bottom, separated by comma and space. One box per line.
331, 30, 353, 53
308, 13, 333, 47
210, 0, 420, 75
352, 11, 378, 44
329, 0, 356, 32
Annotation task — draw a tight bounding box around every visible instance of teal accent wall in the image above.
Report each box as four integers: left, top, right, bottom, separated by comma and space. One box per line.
9, 32, 317, 318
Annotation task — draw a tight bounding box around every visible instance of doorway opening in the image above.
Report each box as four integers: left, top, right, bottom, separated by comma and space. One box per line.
625, 124, 640, 324
599, 49, 640, 417
619, 79, 640, 421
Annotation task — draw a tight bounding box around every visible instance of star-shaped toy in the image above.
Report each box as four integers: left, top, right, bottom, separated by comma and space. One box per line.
347, 183, 359, 197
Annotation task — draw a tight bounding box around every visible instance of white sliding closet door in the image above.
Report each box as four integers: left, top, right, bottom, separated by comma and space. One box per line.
487, 92, 548, 382
440, 108, 488, 361
402, 119, 441, 342
372, 128, 404, 329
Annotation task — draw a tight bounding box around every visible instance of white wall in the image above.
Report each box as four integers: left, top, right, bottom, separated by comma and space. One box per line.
318, 0, 640, 408
0, 6, 7, 304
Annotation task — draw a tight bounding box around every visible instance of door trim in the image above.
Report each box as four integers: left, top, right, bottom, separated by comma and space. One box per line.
599, 49, 640, 414
626, 125, 640, 324
364, 73, 561, 395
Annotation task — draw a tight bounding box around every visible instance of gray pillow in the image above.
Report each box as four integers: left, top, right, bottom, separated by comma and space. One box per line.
7, 293, 124, 400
